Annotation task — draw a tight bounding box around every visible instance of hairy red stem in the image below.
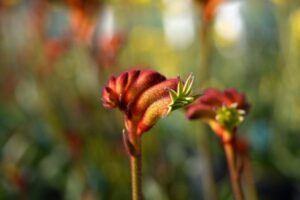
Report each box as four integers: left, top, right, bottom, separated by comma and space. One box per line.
209, 121, 244, 200
224, 141, 244, 200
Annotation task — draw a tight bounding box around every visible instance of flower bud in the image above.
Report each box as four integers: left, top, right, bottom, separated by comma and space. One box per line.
186, 88, 249, 131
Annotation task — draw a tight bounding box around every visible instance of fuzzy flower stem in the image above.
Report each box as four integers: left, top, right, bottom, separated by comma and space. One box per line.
208, 120, 244, 200
129, 134, 143, 200
224, 142, 244, 200
222, 132, 244, 200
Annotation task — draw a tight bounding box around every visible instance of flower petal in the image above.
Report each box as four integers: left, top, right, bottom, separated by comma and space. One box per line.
137, 97, 171, 135
223, 88, 250, 112
115, 72, 129, 97
200, 88, 224, 107
186, 104, 215, 120
131, 79, 178, 116
123, 70, 166, 107
102, 86, 118, 108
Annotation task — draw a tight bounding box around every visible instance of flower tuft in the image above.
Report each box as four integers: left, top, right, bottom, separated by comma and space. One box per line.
168, 73, 199, 113
215, 103, 246, 131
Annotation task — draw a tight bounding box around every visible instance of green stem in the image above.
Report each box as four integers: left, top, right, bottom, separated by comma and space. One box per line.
196, 4, 218, 199
199, 13, 211, 87
130, 136, 143, 200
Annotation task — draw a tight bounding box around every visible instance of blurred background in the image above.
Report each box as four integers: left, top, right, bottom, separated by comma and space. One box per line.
1, 0, 300, 199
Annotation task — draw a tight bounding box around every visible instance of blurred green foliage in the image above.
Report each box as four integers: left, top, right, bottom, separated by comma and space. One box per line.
1, 0, 300, 199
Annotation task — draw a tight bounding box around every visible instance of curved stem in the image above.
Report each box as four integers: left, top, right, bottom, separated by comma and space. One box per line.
208, 121, 244, 200
130, 136, 143, 200
223, 132, 244, 200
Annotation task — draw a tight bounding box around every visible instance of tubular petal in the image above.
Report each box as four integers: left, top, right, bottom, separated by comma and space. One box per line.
200, 88, 224, 107
186, 104, 215, 120
137, 97, 171, 135
131, 79, 178, 116
115, 72, 129, 97
108, 76, 116, 89
124, 70, 140, 92
102, 87, 118, 108
123, 70, 166, 107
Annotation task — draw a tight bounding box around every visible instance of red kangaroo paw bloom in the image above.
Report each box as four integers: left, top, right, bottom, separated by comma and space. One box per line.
102, 69, 197, 200
186, 88, 251, 200
102, 69, 197, 137
102, 69, 172, 136
186, 88, 250, 131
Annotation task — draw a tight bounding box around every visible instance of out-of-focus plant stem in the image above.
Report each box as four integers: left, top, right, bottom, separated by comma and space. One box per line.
222, 131, 244, 200
196, 3, 218, 200
196, 125, 218, 200
243, 155, 258, 200
199, 17, 211, 87
208, 120, 244, 200
130, 135, 143, 200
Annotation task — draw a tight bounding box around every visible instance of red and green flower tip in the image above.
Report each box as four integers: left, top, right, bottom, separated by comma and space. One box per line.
102, 69, 198, 136
186, 88, 250, 133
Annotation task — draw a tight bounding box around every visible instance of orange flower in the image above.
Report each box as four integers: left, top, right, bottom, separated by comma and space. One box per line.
196, 0, 224, 22
97, 34, 125, 68
67, 0, 102, 42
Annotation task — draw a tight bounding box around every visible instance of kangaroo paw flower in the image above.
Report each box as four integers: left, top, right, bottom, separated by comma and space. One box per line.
186, 88, 250, 132
102, 69, 197, 136
186, 88, 250, 200
102, 69, 198, 200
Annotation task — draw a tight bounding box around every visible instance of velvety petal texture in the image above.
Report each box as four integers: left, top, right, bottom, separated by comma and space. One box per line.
102, 69, 179, 135
186, 88, 249, 121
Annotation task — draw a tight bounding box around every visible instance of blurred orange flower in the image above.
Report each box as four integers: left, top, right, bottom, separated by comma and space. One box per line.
67, 0, 102, 42
186, 88, 249, 139
196, 0, 223, 22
